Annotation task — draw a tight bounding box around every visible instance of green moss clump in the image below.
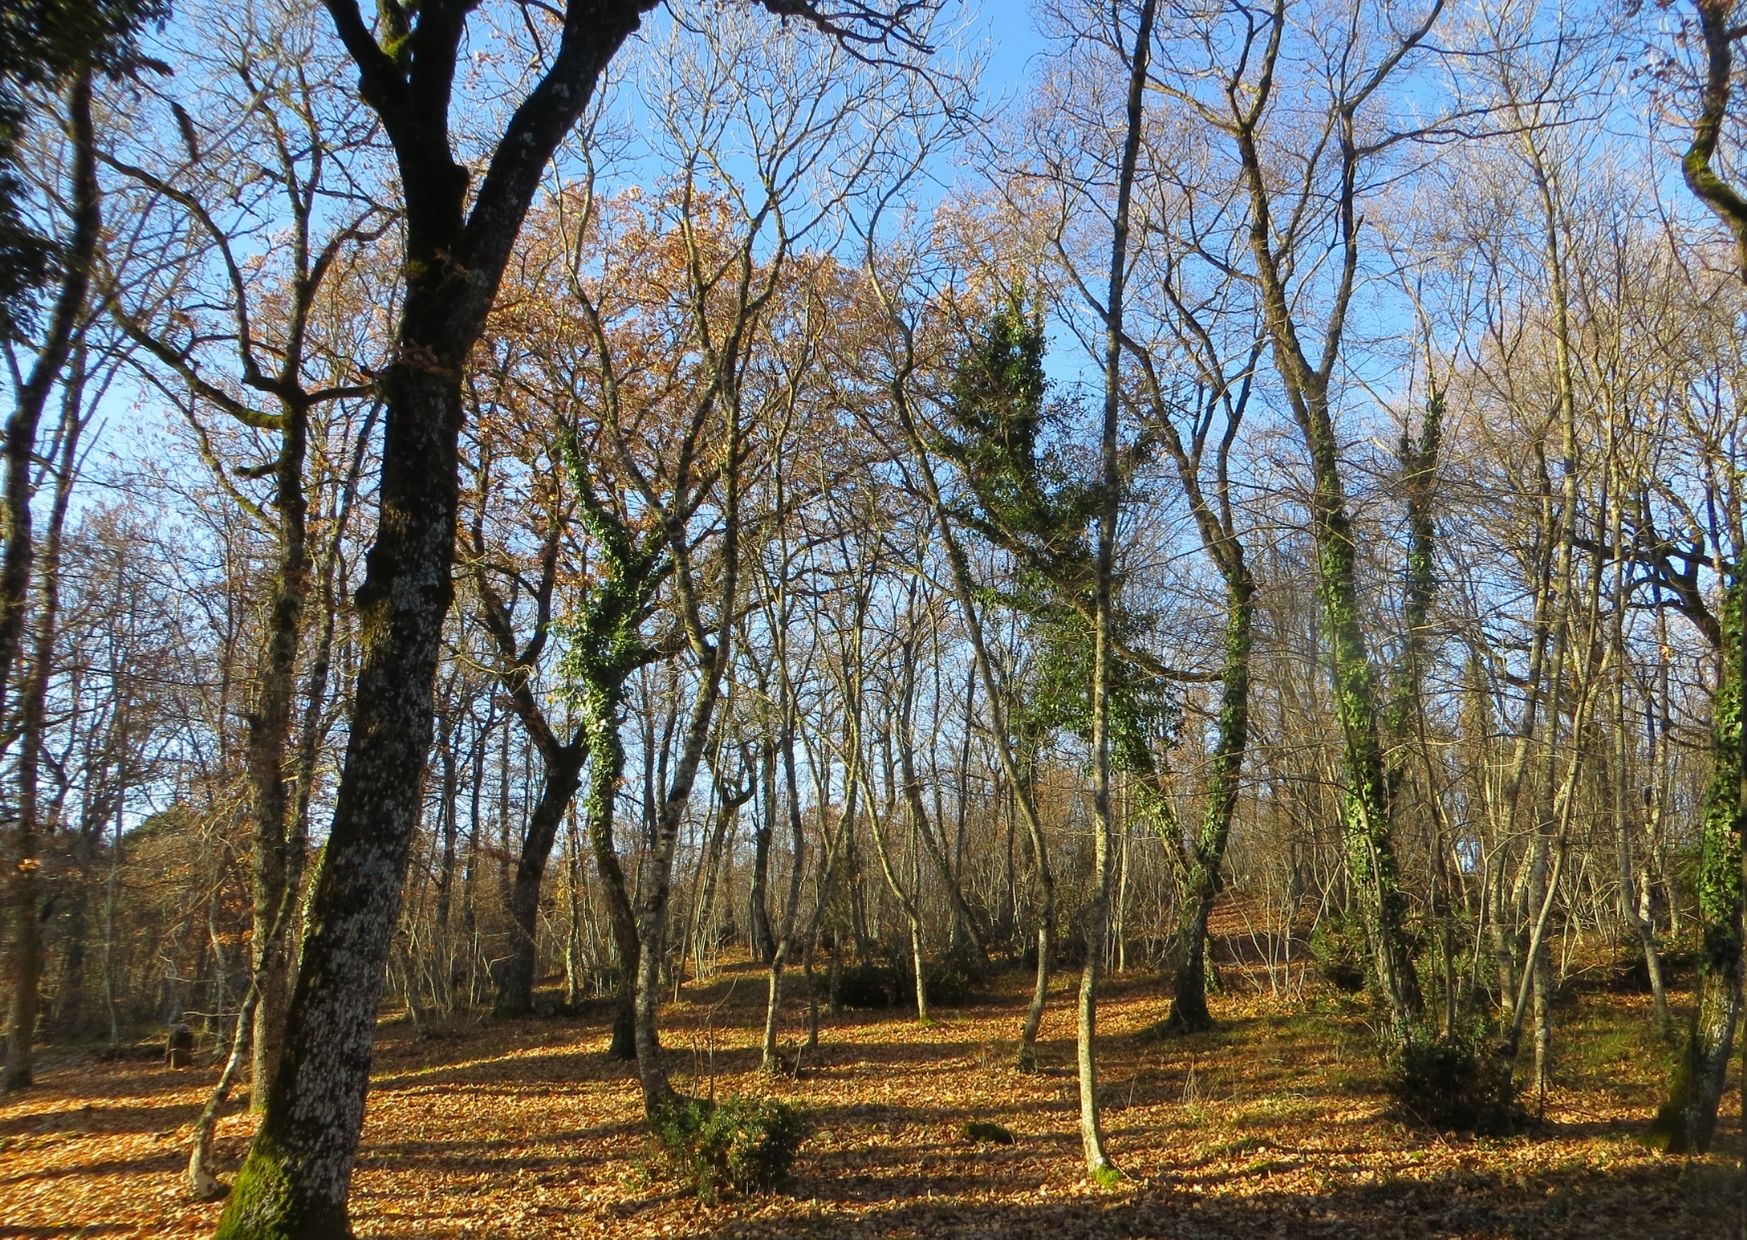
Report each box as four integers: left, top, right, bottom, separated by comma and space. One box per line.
213, 1132, 352, 1239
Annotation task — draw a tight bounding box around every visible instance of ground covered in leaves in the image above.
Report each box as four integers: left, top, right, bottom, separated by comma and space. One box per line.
1, 943, 1739, 1238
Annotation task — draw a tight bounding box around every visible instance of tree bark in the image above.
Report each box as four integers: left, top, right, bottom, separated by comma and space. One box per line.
1166, 573, 1252, 1033
493, 747, 585, 1014
1072, 0, 1155, 1184
580, 675, 641, 1059
246, 385, 310, 1109
1649, 581, 1744, 1154
215, 7, 644, 1232
3, 71, 96, 1095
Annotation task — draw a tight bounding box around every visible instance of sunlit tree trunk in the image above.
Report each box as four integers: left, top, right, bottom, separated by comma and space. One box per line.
216, 6, 644, 1232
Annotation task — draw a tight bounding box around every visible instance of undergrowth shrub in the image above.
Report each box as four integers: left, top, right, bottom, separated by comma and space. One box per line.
1384, 1022, 1524, 1135
925, 948, 989, 1007
833, 960, 904, 1009
1309, 912, 1368, 993
651, 1094, 803, 1201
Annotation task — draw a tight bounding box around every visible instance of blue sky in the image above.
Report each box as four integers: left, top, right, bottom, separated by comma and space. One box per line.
970, 1, 1051, 112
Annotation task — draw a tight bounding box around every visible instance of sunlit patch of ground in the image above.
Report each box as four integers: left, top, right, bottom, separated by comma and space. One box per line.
1, 937, 1737, 1238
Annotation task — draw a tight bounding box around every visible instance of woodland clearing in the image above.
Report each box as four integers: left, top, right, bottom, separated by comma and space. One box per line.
0, 929, 1736, 1239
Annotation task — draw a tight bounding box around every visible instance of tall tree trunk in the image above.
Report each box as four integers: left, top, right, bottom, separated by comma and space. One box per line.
1166, 572, 1253, 1033
246, 389, 310, 1110
581, 679, 641, 1060
2, 72, 96, 1094
1075, 0, 1154, 1184
1648, 580, 1743, 1154
1301, 387, 1424, 1033
215, 10, 642, 1229
1227, 3, 1440, 1038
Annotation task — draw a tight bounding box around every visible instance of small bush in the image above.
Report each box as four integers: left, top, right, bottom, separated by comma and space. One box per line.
925, 948, 988, 1007
1309, 913, 1369, 993
834, 960, 904, 1010
1384, 1023, 1524, 1135
651, 1094, 804, 1202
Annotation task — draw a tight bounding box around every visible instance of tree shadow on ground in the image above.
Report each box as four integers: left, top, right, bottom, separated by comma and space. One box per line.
704, 1158, 1737, 1239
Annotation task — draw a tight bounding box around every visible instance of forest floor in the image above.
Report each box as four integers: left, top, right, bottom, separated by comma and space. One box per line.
1, 924, 1740, 1238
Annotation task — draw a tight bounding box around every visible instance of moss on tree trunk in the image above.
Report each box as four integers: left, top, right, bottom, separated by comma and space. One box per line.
1648, 579, 1743, 1154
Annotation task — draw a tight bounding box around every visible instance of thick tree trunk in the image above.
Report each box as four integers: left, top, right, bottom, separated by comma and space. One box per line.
216, 357, 464, 1236
214, 2, 647, 1224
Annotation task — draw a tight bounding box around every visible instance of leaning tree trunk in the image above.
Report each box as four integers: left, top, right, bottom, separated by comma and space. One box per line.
494, 747, 585, 1015
215, 353, 468, 1237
